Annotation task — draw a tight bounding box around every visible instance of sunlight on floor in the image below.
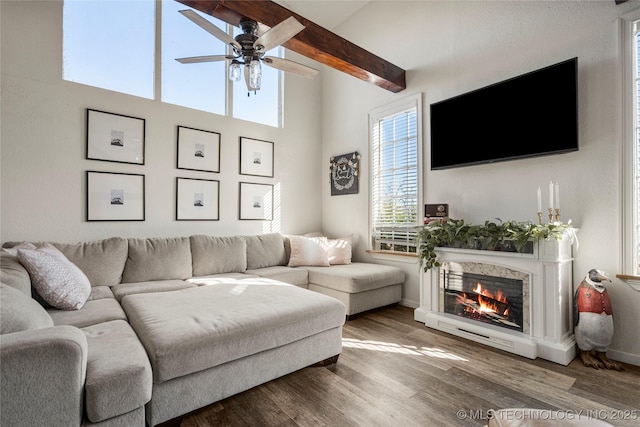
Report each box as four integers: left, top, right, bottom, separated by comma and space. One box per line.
342, 338, 468, 361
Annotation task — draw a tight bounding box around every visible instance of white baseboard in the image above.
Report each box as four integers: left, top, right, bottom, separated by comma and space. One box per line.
399, 299, 419, 309
606, 348, 640, 367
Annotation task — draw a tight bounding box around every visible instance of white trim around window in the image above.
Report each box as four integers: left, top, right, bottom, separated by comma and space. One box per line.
619, 10, 640, 288
368, 93, 423, 260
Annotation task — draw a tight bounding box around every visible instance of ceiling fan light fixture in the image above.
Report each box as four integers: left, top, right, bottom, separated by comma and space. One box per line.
228, 60, 241, 82
178, 9, 318, 95
249, 59, 262, 90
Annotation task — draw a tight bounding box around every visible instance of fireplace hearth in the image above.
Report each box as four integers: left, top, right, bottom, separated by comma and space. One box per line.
415, 237, 576, 365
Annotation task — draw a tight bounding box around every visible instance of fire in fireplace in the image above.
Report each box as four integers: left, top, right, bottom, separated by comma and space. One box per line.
442, 271, 524, 332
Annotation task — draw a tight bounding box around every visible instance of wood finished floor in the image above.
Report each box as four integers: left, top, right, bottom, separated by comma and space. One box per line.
160, 305, 640, 427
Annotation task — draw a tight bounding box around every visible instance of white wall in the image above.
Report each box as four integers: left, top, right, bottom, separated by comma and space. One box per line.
1, 1, 323, 242
321, 0, 640, 365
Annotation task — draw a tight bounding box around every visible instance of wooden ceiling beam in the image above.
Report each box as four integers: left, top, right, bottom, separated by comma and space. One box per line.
177, 0, 406, 93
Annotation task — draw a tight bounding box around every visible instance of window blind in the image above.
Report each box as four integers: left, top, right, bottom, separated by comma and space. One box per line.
371, 107, 419, 253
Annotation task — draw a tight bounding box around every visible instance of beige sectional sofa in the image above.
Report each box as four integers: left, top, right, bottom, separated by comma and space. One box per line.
0, 233, 405, 426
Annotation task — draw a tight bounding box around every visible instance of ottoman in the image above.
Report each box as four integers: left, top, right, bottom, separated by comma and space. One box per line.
120, 279, 345, 425
305, 262, 405, 317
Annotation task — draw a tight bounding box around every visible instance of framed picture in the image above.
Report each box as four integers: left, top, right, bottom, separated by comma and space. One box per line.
86, 109, 145, 164
176, 177, 220, 221
239, 137, 274, 177
177, 126, 221, 173
330, 151, 360, 196
239, 182, 273, 220
86, 171, 145, 221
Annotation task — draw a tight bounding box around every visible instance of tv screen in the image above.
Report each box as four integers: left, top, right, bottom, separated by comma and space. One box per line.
430, 58, 578, 170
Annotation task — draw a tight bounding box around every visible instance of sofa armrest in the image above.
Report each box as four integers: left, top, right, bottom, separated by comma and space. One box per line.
1, 326, 88, 427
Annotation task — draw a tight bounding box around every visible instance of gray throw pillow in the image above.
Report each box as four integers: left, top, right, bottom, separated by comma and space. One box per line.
17, 243, 91, 310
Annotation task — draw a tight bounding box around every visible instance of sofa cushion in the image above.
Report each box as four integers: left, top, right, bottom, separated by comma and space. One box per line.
82, 320, 152, 423
327, 235, 353, 265
0, 251, 33, 296
244, 233, 287, 269
190, 235, 247, 276
87, 286, 115, 302
111, 280, 196, 302
47, 298, 127, 328
121, 282, 345, 383
122, 237, 192, 283
305, 262, 405, 293
287, 235, 330, 267
17, 244, 91, 310
52, 237, 128, 287
0, 283, 53, 334
246, 266, 309, 287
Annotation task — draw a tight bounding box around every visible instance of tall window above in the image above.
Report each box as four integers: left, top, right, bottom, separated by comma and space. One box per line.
370, 94, 422, 254
161, 0, 226, 115
62, 1, 284, 128
63, 1, 155, 99
621, 12, 640, 277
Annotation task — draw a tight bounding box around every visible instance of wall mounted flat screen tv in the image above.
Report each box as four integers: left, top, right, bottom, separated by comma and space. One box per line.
430, 57, 578, 170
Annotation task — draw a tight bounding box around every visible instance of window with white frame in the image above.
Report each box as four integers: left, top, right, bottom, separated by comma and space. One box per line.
369, 94, 422, 254
63, 1, 283, 128
621, 12, 640, 276
63, 1, 155, 99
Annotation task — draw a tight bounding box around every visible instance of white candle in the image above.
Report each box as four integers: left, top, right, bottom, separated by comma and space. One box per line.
549, 181, 554, 210
537, 187, 542, 212
554, 182, 560, 210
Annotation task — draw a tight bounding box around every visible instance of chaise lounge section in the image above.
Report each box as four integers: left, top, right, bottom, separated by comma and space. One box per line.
1, 232, 405, 426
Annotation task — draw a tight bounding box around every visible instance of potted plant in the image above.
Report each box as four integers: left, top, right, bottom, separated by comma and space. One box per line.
416, 218, 575, 271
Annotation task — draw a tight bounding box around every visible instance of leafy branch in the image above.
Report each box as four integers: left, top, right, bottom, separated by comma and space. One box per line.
416, 218, 575, 272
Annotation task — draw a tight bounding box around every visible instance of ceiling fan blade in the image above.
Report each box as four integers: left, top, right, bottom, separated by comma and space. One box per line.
176, 55, 230, 64
179, 9, 241, 51
263, 56, 318, 79
254, 16, 305, 52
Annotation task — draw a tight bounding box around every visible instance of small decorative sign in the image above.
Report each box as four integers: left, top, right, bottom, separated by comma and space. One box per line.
424, 204, 449, 223
330, 151, 360, 196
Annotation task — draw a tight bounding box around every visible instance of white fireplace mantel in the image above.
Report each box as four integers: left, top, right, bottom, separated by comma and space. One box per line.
414, 237, 576, 365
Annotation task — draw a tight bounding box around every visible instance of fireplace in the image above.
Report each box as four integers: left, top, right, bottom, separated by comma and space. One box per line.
415, 237, 576, 365
443, 270, 524, 332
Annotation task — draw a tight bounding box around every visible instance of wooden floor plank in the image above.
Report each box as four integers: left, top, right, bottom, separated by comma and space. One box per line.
161, 305, 640, 427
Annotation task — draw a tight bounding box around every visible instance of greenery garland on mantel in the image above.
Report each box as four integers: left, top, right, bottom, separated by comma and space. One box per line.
417, 218, 576, 272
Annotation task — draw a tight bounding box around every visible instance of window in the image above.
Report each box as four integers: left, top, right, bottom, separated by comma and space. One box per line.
63, 1, 155, 99
621, 12, 640, 277
369, 94, 422, 254
161, 0, 226, 115
63, 1, 282, 127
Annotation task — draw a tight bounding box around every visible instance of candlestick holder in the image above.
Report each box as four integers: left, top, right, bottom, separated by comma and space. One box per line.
548, 208, 554, 223
555, 208, 561, 223
537, 212, 543, 225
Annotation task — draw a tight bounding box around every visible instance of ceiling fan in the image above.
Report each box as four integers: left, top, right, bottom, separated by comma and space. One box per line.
176, 9, 318, 93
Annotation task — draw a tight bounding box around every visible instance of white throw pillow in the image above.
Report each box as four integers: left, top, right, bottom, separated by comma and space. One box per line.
287, 235, 330, 267
17, 243, 91, 310
327, 235, 352, 265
